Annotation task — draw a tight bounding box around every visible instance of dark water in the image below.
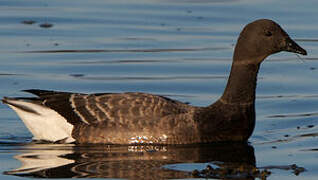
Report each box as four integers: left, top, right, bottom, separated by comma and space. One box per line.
0, 0, 318, 179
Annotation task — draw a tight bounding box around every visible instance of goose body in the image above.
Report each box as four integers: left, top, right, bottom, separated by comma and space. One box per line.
2, 19, 307, 144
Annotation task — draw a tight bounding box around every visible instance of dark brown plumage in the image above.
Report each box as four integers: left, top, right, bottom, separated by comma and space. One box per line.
2, 19, 307, 144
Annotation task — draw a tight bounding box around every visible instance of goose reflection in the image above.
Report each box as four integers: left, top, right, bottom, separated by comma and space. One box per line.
5, 143, 257, 179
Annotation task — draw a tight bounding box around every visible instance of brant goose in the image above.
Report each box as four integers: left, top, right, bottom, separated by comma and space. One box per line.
2, 19, 307, 144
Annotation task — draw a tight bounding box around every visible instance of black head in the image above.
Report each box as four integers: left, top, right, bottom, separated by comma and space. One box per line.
233, 19, 307, 64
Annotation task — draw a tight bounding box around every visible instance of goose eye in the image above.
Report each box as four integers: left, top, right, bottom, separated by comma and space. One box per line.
265, 31, 272, 37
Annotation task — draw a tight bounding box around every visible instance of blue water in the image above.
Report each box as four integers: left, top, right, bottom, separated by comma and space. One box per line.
0, 0, 318, 179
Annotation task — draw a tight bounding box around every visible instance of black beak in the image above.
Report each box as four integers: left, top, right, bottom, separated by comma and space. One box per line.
285, 37, 307, 55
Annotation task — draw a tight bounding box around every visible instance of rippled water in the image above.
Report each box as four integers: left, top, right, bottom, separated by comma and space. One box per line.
0, 0, 318, 179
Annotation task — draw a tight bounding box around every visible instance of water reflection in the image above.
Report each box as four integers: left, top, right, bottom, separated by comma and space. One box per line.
5, 143, 256, 179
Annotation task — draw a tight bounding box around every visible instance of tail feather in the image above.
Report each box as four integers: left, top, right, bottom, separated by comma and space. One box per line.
2, 96, 75, 143
2, 97, 41, 115
22, 89, 72, 98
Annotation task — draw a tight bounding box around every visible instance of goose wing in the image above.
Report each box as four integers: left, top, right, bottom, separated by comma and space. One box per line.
23, 89, 191, 126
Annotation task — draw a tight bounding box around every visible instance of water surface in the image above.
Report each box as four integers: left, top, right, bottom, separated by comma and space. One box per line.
0, 0, 318, 179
